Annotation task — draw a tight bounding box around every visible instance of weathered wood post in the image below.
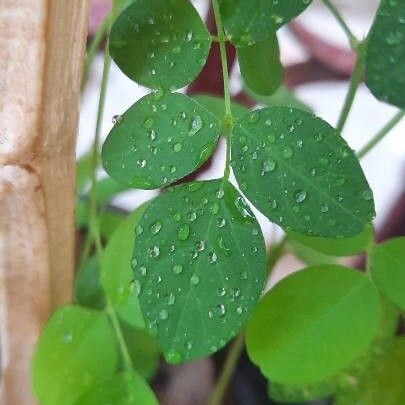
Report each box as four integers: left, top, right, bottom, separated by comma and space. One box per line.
0, 1, 89, 403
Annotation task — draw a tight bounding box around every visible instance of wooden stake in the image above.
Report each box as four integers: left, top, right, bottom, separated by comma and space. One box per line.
0, 1, 89, 403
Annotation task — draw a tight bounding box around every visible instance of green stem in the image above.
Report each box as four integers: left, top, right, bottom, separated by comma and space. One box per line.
212, 0, 233, 179
209, 332, 245, 405
322, 0, 358, 48
336, 43, 365, 133
86, 11, 134, 372
357, 111, 405, 159
82, 13, 112, 90
106, 303, 134, 370
209, 235, 288, 405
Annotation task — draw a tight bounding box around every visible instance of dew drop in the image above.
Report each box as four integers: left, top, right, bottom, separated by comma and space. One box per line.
165, 349, 182, 364
150, 221, 162, 235
178, 224, 190, 241
190, 275, 200, 285
295, 190, 307, 203
173, 264, 183, 274
173, 142, 183, 152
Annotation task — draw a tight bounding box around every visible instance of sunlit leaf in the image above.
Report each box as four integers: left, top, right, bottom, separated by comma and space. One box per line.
220, 0, 313, 46
110, 0, 211, 90
231, 107, 375, 238
74, 371, 158, 405
238, 34, 282, 96
133, 179, 266, 362
102, 92, 220, 189
365, 0, 405, 108
32, 306, 118, 405
370, 237, 405, 310
246, 265, 380, 385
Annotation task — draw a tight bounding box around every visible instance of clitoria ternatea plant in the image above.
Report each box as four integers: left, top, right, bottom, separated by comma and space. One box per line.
32, 1, 405, 404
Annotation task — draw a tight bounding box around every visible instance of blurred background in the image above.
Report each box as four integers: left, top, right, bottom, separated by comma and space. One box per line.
78, 1, 404, 403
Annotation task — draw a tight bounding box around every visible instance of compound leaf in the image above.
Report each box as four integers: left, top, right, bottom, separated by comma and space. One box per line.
132, 179, 266, 363
370, 237, 405, 310
74, 371, 158, 405
220, 0, 313, 46
32, 306, 118, 405
102, 92, 220, 189
365, 0, 405, 108
231, 107, 375, 238
238, 34, 282, 96
110, 0, 211, 90
246, 265, 380, 385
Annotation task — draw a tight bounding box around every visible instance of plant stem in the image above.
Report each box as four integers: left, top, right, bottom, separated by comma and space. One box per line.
209, 332, 245, 405
86, 12, 134, 372
209, 235, 288, 405
321, 0, 358, 48
106, 303, 134, 370
336, 42, 365, 133
212, 0, 233, 180
357, 111, 405, 159
82, 13, 112, 90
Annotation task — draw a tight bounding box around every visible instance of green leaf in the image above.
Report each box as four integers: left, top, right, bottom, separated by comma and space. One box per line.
238, 34, 282, 96
102, 92, 220, 189
32, 306, 118, 405
220, 0, 313, 46
365, 0, 405, 108
133, 179, 266, 363
370, 237, 405, 310
268, 377, 337, 403
76, 153, 92, 193
99, 210, 125, 240
74, 257, 106, 310
246, 265, 380, 385
109, 0, 211, 90
287, 239, 340, 266
288, 224, 373, 257
267, 296, 399, 402
231, 107, 375, 238
335, 337, 405, 405
74, 371, 158, 405
120, 322, 160, 380
192, 94, 248, 121
101, 203, 150, 329
246, 85, 312, 112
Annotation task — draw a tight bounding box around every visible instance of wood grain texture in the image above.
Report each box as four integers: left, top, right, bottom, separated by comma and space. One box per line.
0, 1, 89, 403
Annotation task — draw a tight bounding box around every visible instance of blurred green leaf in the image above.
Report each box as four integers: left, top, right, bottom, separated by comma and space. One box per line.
74, 371, 158, 405
246, 265, 380, 385
32, 306, 118, 405
238, 34, 282, 96
370, 237, 405, 310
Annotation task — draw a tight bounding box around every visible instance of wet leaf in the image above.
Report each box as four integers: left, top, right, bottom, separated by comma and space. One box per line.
32, 306, 118, 405
288, 224, 373, 257
133, 179, 266, 362
192, 94, 248, 121
365, 0, 405, 108
102, 92, 220, 189
101, 203, 150, 329
246, 265, 380, 385
110, 0, 211, 90
74, 371, 158, 405
370, 237, 405, 310
231, 107, 375, 238
238, 34, 282, 96
220, 0, 313, 46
